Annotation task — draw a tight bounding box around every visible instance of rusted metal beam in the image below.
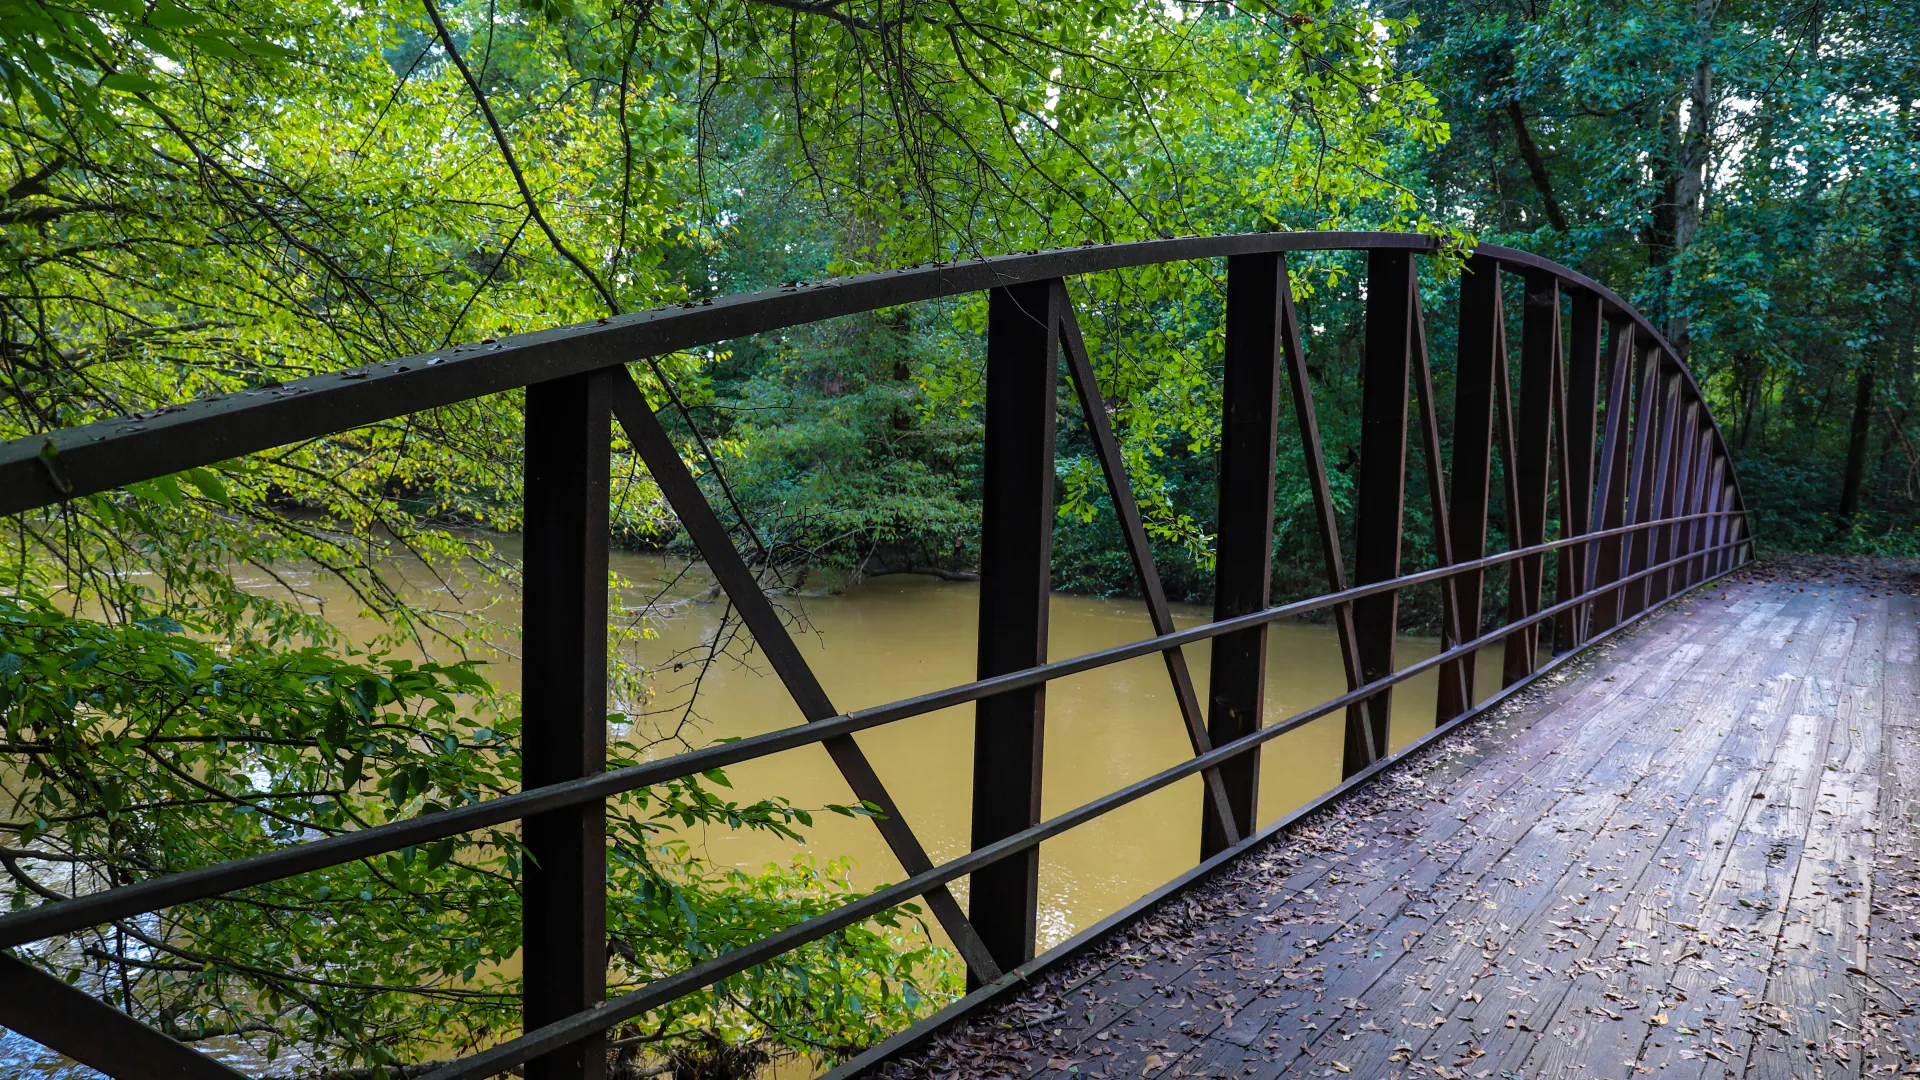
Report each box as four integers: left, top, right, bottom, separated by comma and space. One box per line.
1684, 426, 1715, 587
971, 280, 1061, 978
1438, 256, 1503, 723
1556, 290, 1603, 649
1275, 254, 1379, 779
0, 234, 1758, 1080
1587, 320, 1636, 632
1618, 346, 1665, 619
522, 371, 613, 1080
1408, 284, 1472, 717
1205, 255, 1286, 846
606, 372, 1004, 985
0, 506, 1746, 957
411, 532, 1750, 1080
0, 953, 250, 1080
1661, 402, 1701, 599
1640, 372, 1684, 611
1053, 286, 1242, 853
1348, 249, 1414, 776
0, 236, 1748, 530
1504, 271, 1559, 683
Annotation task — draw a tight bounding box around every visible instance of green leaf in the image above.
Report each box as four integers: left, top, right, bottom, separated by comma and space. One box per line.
147, 5, 207, 30
185, 468, 230, 507
98, 72, 165, 96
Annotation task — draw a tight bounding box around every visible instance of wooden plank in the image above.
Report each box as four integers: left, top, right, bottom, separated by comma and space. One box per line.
1866, 603, 1920, 1078
1746, 591, 1885, 1078
1017, 596, 1726, 1076
1616, 591, 1863, 1079
1181, 591, 1795, 1079
1017, 655, 1631, 1071
875, 576, 1909, 1080
1463, 595, 1832, 1077
1205, 588, 1804, 1076
1518, 694, 1831, 1077
1292, 595, 1808, 1079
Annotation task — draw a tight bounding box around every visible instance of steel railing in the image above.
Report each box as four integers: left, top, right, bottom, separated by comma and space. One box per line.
0, 233, 1751, 1080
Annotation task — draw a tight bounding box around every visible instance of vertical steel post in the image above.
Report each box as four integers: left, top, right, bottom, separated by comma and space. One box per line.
1347, 249, 1412, 777
1277, 256, 1378, 787
1684, 427, 1714, 586
1700, 469, 1727, 578
1438, 256, 1502, 724
521, 370, 612, 1080
971, 280, 1058, 977
1729, 481, 1750, 566
1618, 346, 1664, 619
1547, 337, 1572, 653
1503, 271, 1558, 684
1715, 478, 1736, 572
1409, 290, 1470, 714
1637, 372, 1682, 612
1587, 322, 1635, 631
1204, 254, 1283, 852
1557, 291, 1602, 648
1660, 403, 1700, 597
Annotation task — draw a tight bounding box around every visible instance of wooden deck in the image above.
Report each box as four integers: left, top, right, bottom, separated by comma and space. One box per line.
866, 561, 1920, 1080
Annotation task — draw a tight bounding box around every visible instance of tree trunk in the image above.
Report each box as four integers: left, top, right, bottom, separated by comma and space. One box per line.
1645, 2, 1716, 358
1485, 111, 1515, 230
1504, 100, 1567, 232
1736, 352, 1761, 450
1837, 363, 1875, 527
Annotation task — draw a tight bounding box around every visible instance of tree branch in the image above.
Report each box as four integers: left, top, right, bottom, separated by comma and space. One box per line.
1504, 99, 1568, 232
420, 0, 621, 315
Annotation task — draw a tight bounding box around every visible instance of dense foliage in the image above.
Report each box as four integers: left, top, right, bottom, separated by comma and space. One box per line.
0, 0, 1459, 1075
0, 0, 1914, 1074
1408, 0, 1920, 553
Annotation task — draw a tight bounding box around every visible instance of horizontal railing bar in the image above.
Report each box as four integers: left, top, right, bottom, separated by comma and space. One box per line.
0, 507, 1746, 950
0, 234, 1736, 520
415, 537, 1743, 1080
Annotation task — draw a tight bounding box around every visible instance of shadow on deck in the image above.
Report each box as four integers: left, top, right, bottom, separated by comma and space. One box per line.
852, 558, 1920, 1080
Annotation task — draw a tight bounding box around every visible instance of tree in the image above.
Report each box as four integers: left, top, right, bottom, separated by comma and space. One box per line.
0, 0, 1460, 1073
1410, 0, 1920, 550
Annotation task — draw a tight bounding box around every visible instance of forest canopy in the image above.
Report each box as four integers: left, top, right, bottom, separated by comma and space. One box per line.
0, 0, 1913, 1075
